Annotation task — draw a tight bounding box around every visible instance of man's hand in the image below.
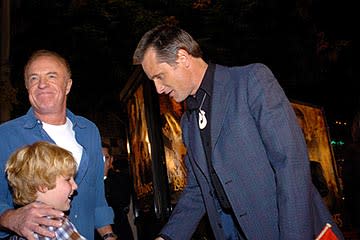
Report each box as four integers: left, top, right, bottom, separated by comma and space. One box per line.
0, 202, 64, 240
155, 237, 164, 240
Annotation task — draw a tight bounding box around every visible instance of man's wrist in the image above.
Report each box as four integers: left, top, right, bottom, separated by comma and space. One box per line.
102, 232, 117, 240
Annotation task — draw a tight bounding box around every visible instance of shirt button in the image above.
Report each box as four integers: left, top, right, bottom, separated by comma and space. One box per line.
75, 214, 78, 218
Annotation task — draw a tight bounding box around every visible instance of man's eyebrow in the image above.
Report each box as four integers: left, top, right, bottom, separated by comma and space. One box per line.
150, 73, 161, 80
46, 71, 58, 75
27, 71, 58, 77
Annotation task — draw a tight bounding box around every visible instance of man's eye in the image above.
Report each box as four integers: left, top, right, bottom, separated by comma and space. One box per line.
29, 76, 39, 81
49, 74, 57, 79
154, 76, 162, 81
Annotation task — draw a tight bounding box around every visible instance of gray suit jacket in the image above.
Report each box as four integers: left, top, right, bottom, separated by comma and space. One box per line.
160, 63, 343, 239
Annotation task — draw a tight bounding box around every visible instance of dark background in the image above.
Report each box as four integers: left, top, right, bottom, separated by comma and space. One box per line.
0, 0, 356, 237
1, 0, 355, 144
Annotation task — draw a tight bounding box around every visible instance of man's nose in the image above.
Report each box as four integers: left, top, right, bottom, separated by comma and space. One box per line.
38, 77, 49, 88
72, 180, 78, 190
154, 81, 165, 94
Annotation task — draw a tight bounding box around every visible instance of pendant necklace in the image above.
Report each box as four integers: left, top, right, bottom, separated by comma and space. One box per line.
198, 93, 207, 130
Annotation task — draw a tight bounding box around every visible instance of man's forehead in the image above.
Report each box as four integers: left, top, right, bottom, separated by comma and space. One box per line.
28, 56, 64, 69
26, 56, 67, 76
143, 47, 159, 64
142, 51, 161, 78
30, 55, 60, 64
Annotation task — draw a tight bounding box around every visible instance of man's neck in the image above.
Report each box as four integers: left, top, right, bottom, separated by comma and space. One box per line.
34, 112, 67, 125
191, 58, 208, 96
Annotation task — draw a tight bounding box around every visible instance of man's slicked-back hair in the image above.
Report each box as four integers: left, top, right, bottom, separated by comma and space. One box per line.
133, 24, 203, 66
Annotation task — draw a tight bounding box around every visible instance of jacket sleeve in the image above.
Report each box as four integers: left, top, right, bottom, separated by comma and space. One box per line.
92, 127, 115, 228
247, 63, 318, 239
159, 115, 206, 240
0, 128, 17, 238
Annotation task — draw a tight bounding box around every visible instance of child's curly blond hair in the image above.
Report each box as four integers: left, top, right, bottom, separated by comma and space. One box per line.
5, 141, 77, 206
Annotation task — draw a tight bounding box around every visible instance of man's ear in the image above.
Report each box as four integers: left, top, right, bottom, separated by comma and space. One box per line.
65, 78, 72, 95
177, 49, 190, 68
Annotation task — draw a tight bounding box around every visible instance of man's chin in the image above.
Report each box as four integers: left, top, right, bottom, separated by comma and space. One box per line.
172, 96, 184, 103
60, 203, 71, 212
169, 94, 180, 102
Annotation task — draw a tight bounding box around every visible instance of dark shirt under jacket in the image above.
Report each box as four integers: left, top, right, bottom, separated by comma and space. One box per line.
186, 63, 231, 211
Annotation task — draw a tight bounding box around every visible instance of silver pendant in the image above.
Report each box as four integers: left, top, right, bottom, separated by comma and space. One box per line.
199, 109, 207, 129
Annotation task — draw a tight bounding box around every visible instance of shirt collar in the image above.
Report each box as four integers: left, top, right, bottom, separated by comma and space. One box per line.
23, 108, 86, 129
199, 62, 215, 97
186, 62, 215, 110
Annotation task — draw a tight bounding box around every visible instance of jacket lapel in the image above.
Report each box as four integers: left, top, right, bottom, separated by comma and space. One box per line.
211, 65, 231, 152
183, 111, 208, 174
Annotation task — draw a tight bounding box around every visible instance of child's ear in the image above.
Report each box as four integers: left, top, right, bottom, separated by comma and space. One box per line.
37, 185, 49, 193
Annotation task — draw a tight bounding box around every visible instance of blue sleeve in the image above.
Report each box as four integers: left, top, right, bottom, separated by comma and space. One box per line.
159, 116, 206, 240
0, 126, 17, 238
93, 128, 114, 228
247, 63, 317, 238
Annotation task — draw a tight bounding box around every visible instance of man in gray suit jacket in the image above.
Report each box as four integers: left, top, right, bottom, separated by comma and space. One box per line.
133, 24, 343, 240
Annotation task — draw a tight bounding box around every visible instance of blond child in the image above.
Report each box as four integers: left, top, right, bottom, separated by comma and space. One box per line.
5, 141, 86, 240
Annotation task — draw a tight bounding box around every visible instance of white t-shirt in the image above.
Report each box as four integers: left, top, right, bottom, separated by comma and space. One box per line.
42, 117, 83, 168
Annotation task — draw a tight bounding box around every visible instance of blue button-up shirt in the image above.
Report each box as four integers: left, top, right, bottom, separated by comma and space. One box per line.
0, 108, 114, 239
